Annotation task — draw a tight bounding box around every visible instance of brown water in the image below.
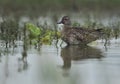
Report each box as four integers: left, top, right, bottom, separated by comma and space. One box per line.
0, 38, 120, 84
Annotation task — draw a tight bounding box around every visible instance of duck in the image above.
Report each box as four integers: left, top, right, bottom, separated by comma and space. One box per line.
57, 16, 103, 45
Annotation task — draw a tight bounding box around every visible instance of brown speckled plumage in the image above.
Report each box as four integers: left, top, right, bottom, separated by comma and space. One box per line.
58, 16, 103, 45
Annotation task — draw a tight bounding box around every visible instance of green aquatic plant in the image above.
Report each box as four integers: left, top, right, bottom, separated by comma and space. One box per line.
25, 23, 61, 45
41, 29, 61, 45
25, 23, 42, 46
26, 23, 42, 38
41, 29, 53, 45
52, 31, 61, 39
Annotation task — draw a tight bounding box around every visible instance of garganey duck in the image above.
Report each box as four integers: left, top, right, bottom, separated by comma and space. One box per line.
57, 16, 103, 45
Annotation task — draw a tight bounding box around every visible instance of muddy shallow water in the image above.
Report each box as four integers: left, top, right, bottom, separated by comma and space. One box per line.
0, 38, 120, 84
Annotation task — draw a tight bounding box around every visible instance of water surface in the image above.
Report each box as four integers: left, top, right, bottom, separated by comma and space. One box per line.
0, 38, 120, 84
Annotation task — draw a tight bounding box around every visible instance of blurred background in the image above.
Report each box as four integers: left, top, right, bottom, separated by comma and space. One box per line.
0, 0, 120, 15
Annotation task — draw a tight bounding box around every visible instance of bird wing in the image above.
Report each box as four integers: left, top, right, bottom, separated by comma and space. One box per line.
66, 28, 87, 41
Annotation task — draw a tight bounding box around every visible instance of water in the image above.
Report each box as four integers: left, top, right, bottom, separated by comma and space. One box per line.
0, 38, 120, 84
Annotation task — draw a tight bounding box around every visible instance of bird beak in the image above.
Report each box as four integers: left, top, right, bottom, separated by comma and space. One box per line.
57, 21, 62, 24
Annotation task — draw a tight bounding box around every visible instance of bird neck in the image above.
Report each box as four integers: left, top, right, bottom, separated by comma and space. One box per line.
63, 24, 71, 29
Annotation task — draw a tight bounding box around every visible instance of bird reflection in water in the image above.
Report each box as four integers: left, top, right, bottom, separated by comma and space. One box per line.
61, 45, 104, 72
